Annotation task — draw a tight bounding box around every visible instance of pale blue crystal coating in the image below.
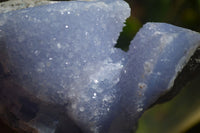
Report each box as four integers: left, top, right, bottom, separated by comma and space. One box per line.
0, 1, 200, 133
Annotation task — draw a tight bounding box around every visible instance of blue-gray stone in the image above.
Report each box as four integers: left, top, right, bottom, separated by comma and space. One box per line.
115, 23, 200, 132
0, 1, 200, 133
0, 1, 130, 133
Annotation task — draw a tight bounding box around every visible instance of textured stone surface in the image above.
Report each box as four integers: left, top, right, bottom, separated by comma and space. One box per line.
115, 23, 200, 132
0, 1, 130, 133
0, 1, 200, 133
0, 0, 52, 13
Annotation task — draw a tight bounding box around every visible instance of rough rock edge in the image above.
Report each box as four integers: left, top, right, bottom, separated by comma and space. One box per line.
155, 46, 200, 104
0, 0, 56, 13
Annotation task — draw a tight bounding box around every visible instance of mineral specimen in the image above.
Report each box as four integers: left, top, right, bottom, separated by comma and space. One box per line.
0, 0, 130, 133
115, 23, 200, 132
0, 0, 200, 133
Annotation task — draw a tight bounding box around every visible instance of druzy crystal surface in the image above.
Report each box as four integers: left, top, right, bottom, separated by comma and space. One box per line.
0, 1, 130, 133
0, 0, 200, 133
